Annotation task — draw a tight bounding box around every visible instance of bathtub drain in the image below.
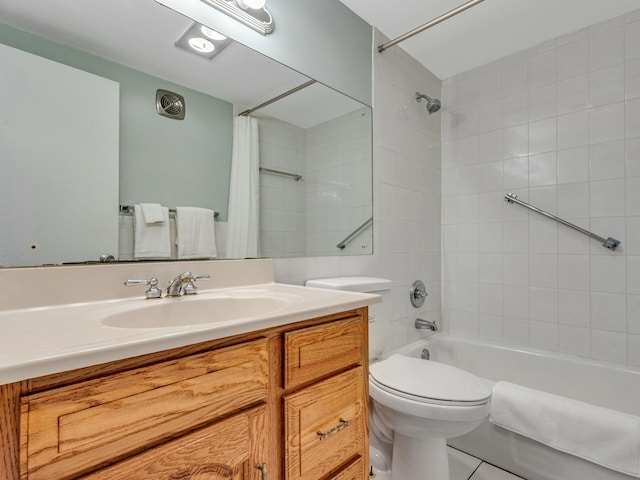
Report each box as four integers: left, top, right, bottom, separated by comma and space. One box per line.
421, 348, 430, 360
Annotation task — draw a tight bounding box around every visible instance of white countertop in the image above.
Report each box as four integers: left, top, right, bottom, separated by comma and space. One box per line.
0, 282, 379, 385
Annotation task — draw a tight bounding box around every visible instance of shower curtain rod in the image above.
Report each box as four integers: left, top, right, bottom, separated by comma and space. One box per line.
377, 0, 485, 53
238, 79, 316, 116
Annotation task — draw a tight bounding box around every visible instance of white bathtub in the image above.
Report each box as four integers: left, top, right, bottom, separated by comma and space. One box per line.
392, 335, 640, 480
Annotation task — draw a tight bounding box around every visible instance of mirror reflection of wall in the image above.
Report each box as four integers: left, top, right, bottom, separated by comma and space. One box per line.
258, 108, 372, 257
0, 0, 373, 266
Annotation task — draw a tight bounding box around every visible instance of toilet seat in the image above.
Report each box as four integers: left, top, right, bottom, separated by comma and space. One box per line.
369, 354, 492, 406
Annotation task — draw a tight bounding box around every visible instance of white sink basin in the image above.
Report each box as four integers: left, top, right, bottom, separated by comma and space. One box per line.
102, 291, 298, 328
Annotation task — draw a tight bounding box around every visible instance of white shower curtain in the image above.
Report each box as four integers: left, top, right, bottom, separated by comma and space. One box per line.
225, 116, 260, 258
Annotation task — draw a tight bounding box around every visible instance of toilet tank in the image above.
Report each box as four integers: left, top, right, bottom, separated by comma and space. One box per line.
305, 277, 393, 360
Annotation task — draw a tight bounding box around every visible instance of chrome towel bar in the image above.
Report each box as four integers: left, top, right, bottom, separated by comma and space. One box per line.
259, 167, 302, 181
504, 193, 620, 251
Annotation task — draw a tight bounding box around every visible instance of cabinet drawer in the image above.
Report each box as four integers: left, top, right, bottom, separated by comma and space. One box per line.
21, 338, 268, 480
284, 316, 364, 388
284, 367, 366, 480
79, 405, 267, 480
329, 457, 364, 480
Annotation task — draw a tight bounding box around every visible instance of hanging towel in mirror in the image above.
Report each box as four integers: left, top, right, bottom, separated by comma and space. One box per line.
140, 202, 165, 224
133, 204, 171, 258
175, 206, 217, 259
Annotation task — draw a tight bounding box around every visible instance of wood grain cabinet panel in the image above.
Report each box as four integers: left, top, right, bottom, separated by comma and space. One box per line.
284, 316, 364, 389
20, 338, 268, 480
284, 367, 366, 480
329, 458, 364, 480
79, 405, 268, 480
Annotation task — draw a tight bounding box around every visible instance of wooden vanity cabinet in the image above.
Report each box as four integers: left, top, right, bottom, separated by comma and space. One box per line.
0, 307, 369, 480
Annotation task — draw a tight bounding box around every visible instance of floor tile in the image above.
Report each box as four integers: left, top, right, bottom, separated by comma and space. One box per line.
471, 462, 525, 480
449, 446, 482, 480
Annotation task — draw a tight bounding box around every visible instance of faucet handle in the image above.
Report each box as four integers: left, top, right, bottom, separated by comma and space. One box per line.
183, 274, 210, 295
124, 277, 162, 299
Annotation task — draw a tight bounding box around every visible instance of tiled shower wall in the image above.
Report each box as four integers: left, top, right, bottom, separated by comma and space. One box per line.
258, 118, 307, 258
442, 10, 640, 366
259, 109, 373, 258
274, 30, 442, 352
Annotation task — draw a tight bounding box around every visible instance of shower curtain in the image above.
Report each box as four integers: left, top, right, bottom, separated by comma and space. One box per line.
225, 116, 260, 258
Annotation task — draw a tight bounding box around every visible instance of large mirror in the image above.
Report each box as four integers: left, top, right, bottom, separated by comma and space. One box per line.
0, 0, 372, 267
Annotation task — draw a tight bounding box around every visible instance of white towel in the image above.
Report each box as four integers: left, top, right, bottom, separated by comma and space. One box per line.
133, 204, 171, 258
490, 381, 640, 477
140, 203, 165, 224
175, 206, 217, 259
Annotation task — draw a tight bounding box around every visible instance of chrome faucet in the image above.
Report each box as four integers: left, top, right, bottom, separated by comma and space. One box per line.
415, 318, 438, 331
166, 272, 210, 297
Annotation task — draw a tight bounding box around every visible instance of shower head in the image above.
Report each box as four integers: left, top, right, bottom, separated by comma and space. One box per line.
416, 92, 441, 114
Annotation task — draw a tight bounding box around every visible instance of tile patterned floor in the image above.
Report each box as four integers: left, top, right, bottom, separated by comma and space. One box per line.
449, 447, 526, 480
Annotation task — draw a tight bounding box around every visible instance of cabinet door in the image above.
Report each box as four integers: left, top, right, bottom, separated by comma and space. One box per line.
81, 405, 268, 480
21, 339, 268, 480
284, 367, 366, 480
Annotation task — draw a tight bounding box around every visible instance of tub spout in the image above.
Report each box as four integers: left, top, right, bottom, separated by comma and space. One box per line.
415, 318, 438, 331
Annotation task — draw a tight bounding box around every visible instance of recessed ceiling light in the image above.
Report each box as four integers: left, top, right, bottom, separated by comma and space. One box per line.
188, 37, 215, 53
175, 22, 233, 59
201, 26, 227, 41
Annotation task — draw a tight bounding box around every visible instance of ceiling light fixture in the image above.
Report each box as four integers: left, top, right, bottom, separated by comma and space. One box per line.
200, 0, 274, 35
175, 22, 232, 59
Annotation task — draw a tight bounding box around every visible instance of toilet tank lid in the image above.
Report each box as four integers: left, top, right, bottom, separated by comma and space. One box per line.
305, 276, 393, 293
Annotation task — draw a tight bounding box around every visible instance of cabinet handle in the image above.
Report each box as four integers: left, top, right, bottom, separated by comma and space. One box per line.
317, 417, 353, 440
256, 463, 267, 480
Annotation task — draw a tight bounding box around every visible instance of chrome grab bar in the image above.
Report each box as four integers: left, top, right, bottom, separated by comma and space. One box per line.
336, 217, 373, 250
504, 193, 621, 251
259, 167, 302, 181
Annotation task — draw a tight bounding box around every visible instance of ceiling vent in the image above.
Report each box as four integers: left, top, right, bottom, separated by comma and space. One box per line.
156, 89, 185, 120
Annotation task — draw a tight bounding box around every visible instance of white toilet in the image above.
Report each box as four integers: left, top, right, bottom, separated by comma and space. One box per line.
305, 277, 491, 480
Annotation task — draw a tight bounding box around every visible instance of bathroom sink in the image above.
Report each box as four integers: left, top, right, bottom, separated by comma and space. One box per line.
102, 292, 296, 328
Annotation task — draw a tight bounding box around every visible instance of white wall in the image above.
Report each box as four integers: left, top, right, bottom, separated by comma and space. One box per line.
441, 10, 640, 366
274, 30, 442, 353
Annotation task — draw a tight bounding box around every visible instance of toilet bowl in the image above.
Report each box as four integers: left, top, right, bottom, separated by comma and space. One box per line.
369, 354, 492, 480
304, 277, 489, 479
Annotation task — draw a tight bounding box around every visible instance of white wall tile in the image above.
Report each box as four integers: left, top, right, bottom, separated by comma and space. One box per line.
529, 83, 557, 122
589, 65, 624, 107
591, 255, 626, 293
529, 118, 557, 155
589, 141, 625, 180
529, 151, 557, 186
529, 49, 557, 88
557, 146, 589, 184
626, 59, 640, 100
627, 177, 640, 215
530, 320, 559, 350
591, 292, 627, 331
559, 325, 591, 357
626, 98, 640, 138
626, 137, 640, 177
502, 92, 528, 127
557, 75, 589, 114
557, 111, 588, 149
590, 179, 625, 217
589, 102, 625, 145
589, 26, 624, 71
626, 20, 640, 62
558, 182, 589, 218
558, 254, 590, 291
557, 38, 588, 80
628, 256, 640, 294
627, 216, 640, 254
591, 329, 627, 364
529, 254, 558, 288
628, 294, 640, 333
559, 290, 590, 327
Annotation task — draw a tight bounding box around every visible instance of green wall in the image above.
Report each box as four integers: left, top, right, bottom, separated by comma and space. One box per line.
0, 23, 233, 219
